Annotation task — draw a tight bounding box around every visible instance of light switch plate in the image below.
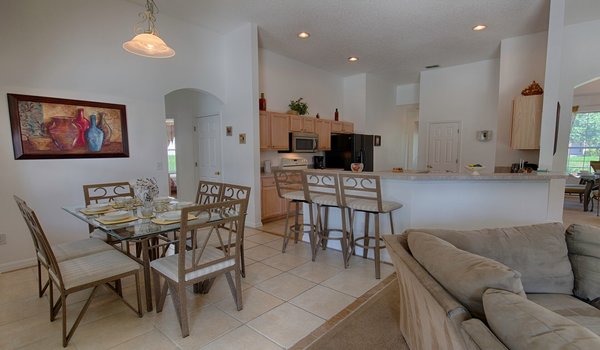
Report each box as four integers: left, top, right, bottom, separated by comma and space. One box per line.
226, 126, 232, 136
239, 133, 246, 144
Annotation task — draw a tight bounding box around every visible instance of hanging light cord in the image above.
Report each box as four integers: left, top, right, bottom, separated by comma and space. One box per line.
136, 0, 159, 35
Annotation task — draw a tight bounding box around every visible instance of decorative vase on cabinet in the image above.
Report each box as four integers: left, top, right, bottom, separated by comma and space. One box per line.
85, 114, 104, 152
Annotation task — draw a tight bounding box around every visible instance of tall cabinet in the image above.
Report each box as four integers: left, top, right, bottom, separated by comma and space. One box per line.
511, 95, 543, 150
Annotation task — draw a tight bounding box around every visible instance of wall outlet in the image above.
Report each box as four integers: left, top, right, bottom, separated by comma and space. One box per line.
0, 234, 6, 245
239, 133, 246, 144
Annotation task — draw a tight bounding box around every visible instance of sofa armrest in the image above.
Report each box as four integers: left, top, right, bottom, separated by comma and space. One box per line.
461, 318, 508, 350
566, 224, 600, 303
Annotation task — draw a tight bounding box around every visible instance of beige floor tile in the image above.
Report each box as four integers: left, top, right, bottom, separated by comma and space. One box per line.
312, 248, 346, 267
214, 287, 283, 323
0, 276, 40, 305
244, 245, 281, 261
0, 314, 62, 349
263, 237, 285, 250
243, 262, 284, 286
261, 253, 310, 271
288, 261, 343, 284
255, 273, 316, 301
244, 227, 263, 237
109, 329, 178, 350
12, 335, 69, 350
290, 285, 356, 319
241, 239, 260, 250
267, 240, 313, 259
201, 325, 283, 350
320, 269, 384, 298
247, 303, 324, 349
71, 310, 155, 350
155, 305, 241, 350
246, 232, 281, 244
0, 295, 49, 326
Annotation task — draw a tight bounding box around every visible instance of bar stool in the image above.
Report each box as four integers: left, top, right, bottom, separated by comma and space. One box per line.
338, 173, 402, 279
302, 171, 353, 267
273, 169, 315, 254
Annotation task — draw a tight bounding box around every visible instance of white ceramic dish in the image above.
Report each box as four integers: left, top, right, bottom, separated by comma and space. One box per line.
102, 210, 129, 221
159, 210, 181, 221
175, 201, 194, 209
86, 203, 111, 212
154, 196, 172, 203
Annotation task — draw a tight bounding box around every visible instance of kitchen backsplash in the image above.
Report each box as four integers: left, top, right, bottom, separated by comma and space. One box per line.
260, 150, 324, 168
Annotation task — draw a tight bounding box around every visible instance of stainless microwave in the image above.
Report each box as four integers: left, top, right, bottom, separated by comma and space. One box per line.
290, 132, 318, 153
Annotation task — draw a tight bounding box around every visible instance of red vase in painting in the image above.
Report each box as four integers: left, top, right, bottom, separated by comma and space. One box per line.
74, 108, 90, 147
47, 116, 80, 151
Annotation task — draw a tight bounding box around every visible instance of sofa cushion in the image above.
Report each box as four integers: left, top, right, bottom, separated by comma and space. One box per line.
461, 318, 508, 350
483, 289, 600, 350
405, 223, 573, 294
566, 224, 600, 302
527, 293, 600, 337
408, 231, 526, 320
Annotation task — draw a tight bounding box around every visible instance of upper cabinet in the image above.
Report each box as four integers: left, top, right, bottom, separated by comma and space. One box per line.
260, 111, 290, 150
289, 115, 315, 133
315, 119, 332, 150
511, 95, 543, 150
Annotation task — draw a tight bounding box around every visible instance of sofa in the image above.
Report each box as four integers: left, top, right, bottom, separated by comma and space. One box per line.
383, 223, 600, 350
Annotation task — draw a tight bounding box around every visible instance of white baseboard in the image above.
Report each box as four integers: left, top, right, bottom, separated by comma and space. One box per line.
0, 257, 36, 273
246, 220, 262, 228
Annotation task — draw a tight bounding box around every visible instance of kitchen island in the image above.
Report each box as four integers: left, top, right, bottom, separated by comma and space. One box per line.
299, 171, 566, 259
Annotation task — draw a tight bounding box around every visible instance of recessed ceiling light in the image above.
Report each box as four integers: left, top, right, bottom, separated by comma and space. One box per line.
472, 24, 487, 31
297, 32, 310, 39
348, 56, 359, 62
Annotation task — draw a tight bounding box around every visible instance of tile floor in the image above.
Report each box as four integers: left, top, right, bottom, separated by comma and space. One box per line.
0, 222, 394, 350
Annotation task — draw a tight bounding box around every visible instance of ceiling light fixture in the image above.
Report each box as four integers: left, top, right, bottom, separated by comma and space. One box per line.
425, 64, 440, 69
123, 0, 175, 58
297, 32, 310, 39
472, 24, 487, 31
348, 56, 359, 62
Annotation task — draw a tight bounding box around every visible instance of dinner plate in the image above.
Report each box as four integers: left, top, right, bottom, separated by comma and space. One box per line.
113, 196, 133, 203
101, 210, 129, 221
158, 210, 181, 221
175, 201, 194, 209
86, 203, 111, 212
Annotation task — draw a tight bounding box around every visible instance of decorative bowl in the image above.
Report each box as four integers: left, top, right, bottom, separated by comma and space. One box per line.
351, 163, 364, 173
465, 165, 485, 176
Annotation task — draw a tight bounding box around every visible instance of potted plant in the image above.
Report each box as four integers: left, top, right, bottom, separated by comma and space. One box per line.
288, 98, 309, 115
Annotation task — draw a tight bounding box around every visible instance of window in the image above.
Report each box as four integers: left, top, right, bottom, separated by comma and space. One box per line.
567, 112, 600, 173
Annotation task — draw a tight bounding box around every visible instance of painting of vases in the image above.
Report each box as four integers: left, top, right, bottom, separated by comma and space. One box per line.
7, 94, 129, 159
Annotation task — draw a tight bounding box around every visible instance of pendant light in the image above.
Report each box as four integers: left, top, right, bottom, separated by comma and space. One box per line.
123, 0, 175, 58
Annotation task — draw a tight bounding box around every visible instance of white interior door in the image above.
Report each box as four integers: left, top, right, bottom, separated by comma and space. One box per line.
195, 115, 222, 182
427, 122, 460, 172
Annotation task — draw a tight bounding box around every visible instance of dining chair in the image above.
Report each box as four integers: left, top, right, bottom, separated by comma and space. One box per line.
14, 196, 113, 298
195, 180, 224, 204
220, 183, 251, 277
338, 173, 403, 279
15, 196, 142, 347
151, 199, 246, 337
83, 181, 135, 237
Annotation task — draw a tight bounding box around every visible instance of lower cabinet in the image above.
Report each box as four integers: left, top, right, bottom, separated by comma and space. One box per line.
261, 175, 296, 222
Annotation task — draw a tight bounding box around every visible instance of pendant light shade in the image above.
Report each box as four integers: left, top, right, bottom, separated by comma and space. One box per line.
123, 0, 175, 58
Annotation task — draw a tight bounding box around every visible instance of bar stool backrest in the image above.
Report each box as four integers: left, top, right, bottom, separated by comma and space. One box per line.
273, 169, 304, 200
302, 171, 342, 206
338, 173, 384, 212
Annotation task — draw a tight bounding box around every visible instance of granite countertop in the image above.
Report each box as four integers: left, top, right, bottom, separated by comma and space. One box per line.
307, 169, 566, 181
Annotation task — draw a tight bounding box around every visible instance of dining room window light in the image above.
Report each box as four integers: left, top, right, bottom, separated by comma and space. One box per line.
567, 111, 600, 174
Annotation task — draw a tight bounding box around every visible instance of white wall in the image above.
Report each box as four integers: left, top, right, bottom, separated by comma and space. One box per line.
495, 31, 548, 169
396, 84, 420, 105
0, 0, 231, 270
221, 23, 262, 227
573, 93, 600, 112
259, 49, 343, 118
342, 74, 368, 132
418, 59, 500, 172
164, 89, 224, 202
365, 75, 406, 171
555, 19, 600, 173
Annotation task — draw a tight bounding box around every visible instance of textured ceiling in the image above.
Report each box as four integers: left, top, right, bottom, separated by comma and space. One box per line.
574, 78, 600, 96
143, 0, 554, 84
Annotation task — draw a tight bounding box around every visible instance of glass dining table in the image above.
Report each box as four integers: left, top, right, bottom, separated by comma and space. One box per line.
63, 204, 186, 312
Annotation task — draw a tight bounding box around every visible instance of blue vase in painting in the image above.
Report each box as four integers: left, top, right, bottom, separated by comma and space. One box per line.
85, 115, 104, 152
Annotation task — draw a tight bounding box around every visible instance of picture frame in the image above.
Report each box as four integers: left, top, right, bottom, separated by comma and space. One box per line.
7, 94, 129, 159
374, 135, 381, 147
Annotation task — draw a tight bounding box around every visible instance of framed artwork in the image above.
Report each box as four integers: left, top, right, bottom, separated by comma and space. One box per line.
374, 135, 381, 147
7, 94, 129, 159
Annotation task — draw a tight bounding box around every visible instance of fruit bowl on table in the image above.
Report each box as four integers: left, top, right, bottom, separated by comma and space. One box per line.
465, 164, 485, 176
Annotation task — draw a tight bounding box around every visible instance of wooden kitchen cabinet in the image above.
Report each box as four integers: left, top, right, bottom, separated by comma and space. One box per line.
315, 119, 332, 150
302, 118, 315, 133
260, 111, 290, 150
331, 121, 343, 133
261, 175, 296, 221
341, 121, 354, 134
511, 95, 543, 149
289, 115, 316, 133
289, 115, 303, 132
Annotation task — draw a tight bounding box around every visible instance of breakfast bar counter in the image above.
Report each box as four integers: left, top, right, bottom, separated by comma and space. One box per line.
299, 170, 566, 259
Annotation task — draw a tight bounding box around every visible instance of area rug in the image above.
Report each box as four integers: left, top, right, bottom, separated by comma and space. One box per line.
292, 273, 409, 349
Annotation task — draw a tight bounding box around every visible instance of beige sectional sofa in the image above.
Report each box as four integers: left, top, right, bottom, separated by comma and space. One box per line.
383, 223, 600, 350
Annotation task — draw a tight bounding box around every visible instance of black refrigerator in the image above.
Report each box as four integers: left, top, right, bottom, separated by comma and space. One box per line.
325, 134, 374, 171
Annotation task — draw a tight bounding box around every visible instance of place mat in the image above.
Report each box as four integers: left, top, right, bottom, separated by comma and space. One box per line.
95, 216, 139, 225
80, 207, 115, 215
151, 214, 197, 225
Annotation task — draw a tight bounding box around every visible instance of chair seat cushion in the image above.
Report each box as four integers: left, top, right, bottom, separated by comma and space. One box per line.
283, 191, 305, 201
347, 199, 402, 213
150, 246, 235, 283
527, 293, 600, 336
484, 288, 600, 350
312, 194, 339, 206
57, 250, 141, 291
52, 238, 113, 262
